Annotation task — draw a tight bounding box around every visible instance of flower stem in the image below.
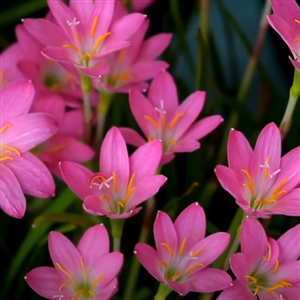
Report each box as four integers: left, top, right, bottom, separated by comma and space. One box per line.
154, 283, 172, 300
94, 89, 114, 150
110, 218, 125, 252
279, 69, 300, 139
80, 72, 93, 145
122, 197, 156, 300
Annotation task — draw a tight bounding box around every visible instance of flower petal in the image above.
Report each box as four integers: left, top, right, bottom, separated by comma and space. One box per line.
230, 253, 251, 284
0, 164, 25, 218
217, 279, 255, 300
83, 195, 108, 216
118, 127, 146, 147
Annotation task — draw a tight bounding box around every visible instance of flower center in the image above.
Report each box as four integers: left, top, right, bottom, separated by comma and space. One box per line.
0, 124, 21, 162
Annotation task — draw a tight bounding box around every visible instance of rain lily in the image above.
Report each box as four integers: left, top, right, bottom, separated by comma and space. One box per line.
267, 0, 300, 70
217, 218, 300, 300
0, 81, 57, 218
25, 224, 123, 300
134, 202, 232, 296
60, 126, 166, 218
215, 122, 300, 218
119, 0, 155, 12
23, 0, 146, 78
120, 71, 223, 164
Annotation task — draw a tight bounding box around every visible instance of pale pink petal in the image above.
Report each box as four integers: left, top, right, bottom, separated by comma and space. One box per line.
154, 211, 178, 261
77, 224, 110, 265
49, 231, 82, 278
230, 253, 251, 284
6, 152, 55, 198
148, 71, 178, 114
69, 0, 93, 27
59, 161, 94, 200
274, 261, 300, 283
227, 128, 253, 171
118, 127, 146, 147
25, 267, 62, 299
100, 127, 129, 194
129, 175, 167, 207
174, 202, 206, 251
1, 81, 34, 124
94, 277, 118, 300
134, 243, 163, 282
0, 164, 25, 218
217, 279, 255, 300
59, 110, 83, 137
78, 63, 110, 78
191, 268, 232, 293
277, 224, 300, 263
166, 280, 191, 296
173, 139, 200, 153
5, 113, 58, 153
270, 0, 300, 26
42, 47, 77, 65
83, 195, 108, 216
129, 140, 162, 183
130, 61, 169, 82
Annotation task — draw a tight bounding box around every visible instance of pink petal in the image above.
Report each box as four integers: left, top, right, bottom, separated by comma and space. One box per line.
42, 47, 77, 65
227, 128, 253, 171
154, 211, 178, 261
100, 127, 129, 194
78, 63, 110, 78
25, 267, 62, 299
132, 0, 154, 12
275, 261, 300, 283
77, 224, 110, 266
148, 71, 178, 114
94, 277, 118, 299
129, 140, 162, 183
174, 202, 206, 251
191, 268, 232, 293
230, 253, 251, 284
173, 139, 200, 153
166, 280, 191, 296
0, 164, 25, 218
59, 110, 83, 137
1, 81, 34, 124
270, 0, 300, 26
83, 195, 108, 216
134, 243, 163, 282
217, 279, 255, 300
69, 0, 93, 27
130, 61, 169, 82
277, 224, 300, 263
240, 218, 268, 266
48, 231, 82, 278
6, 152, 55, 198
129, 175, 167, 207
6, 113, 58, 153
59, 161, 94, 200
184, 115, 223, 141
118, 127, 146, 147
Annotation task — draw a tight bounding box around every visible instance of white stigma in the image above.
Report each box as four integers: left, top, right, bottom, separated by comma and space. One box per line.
259, 160, 270, 169
67, 17, 80, 26
186, 251, 198, 260
155, 100, 166, 114
99, 176, 113, 190
270, 168, 281, 178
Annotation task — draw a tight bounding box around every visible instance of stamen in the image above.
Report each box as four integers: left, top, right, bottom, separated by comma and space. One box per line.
169, 139, 177, 146
90, 174, 108, 188
245, 275, 258, 283
156, 261, 168, 267
241, 169, 255, 195
112, 71, 133, 84
100, 195, 111, 202
169, 113, 184, 130
185, 263, 204, 276
88, 290, 96, 298
272, 190, 287, 199
55, 262, 73, 279
272, 259, 279, 274
254, 286, 260, 295
71, 290, 84, 300
272, 179, 288, 196
161, 114, 166, 130
91, 274, 104, 286
295, 19, 300, 25
161, 242, 174, 257
190, 248, 204, 258
59, 281, 73, 291
0, 123, 13, 134
0, 144, 21, 156
76, 32, 82, 42
270, 169, 281, 178
63, 44, 79, 52
117, 49, 126, 65
148, 137, 154, 142
92, 32, 111, 54
47, 144, 67, 153
179, 237, 187, 256
90, 16, 98, 38
170, 270, 180, 280
263, 243, 271, 261
117, 201, 124, 208
266, 280, 292, 292
123, 188, 134, 203
112, 172, 118, 192
144, 115, 159, 129
81, 52, 92, 61
80, 257, 89, 279
0, 156, 14, 162
128, 173, 136, 191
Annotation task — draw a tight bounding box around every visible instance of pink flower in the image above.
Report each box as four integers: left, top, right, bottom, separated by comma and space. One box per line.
119, 71, 223, 164
119, 0, 155, 12
134, 202, 232, 296
215, 122, 300, 218
267, 0, 300, 70
23, 0, 146, 78
217, 218, 300, 300
60, 127, 166, 218
25, 224, 123, 300
30, 94, 95, 178
0, 81, 58, 218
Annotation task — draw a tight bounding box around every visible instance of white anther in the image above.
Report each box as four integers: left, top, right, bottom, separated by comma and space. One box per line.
270, 168, 281, 178
155, 100, 166, 114
99, 176, 113, 190
66, 17, 80, 26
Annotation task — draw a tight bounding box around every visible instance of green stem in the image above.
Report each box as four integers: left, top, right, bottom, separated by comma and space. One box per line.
154, 283, 172, 300
122, 197, 156, 300
94, 89, 114, 150
80, 72, 93, 145
279, 69, 300, 139
110, 218, 125, 252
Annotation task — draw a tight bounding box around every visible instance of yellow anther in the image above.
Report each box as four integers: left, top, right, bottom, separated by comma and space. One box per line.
117, 201, 125, 208
241, 169, 255, 195
185, 263, 204, 276
71, 290, 84, 300
295, 19, 300, 25
264, 168, 269, 180
254, 286, 260, 295
0, 123, 13, 134
112, 172, 118, 192
91, 274, 104, 286
112, 71, 134, 84
255, 198, 277, 205
123, 187, 134, 204
179, 237, 187, 256
272, 179, 288, 196
191, 248, 204, 258
76, 32, 82, 42
50, 82, 60, 91
80, 257, 89, 279
263, 243, 271, 261
169, 139, 177, 146
47, 144, 67, 153
0, 144, 21, 156
161, 242, 174, 257
170, 270, 180, 280
266, 280, 292, 292
161, 114, 166, 130
92, 32, 111, 54
156, 260, 168, 267
90, 15, 99, 38
117, 49, 126, 65
63, 44, 79, 52
144, 115, 159, 129
148, 136, 154, 142
59, 281, 73, 291
55, 262, 73, 279
0, 156, 13, 162
90, 174, 108, 187
245, 275, 258, 283
272, 259, 279, 274
128, 173, 136, 191
81, 52, 92, 61
88, 290, 96, 298
100, 195, 111, 202
169, 113, 184, 130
